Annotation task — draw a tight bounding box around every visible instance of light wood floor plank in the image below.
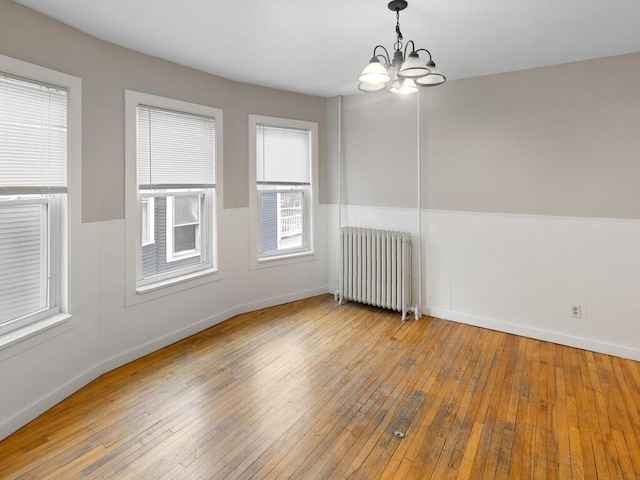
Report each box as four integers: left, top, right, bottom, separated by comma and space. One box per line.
0, 294, 639, 479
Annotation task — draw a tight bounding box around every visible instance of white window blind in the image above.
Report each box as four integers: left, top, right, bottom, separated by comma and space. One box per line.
256, 125, 310, 185
137, 105, 216, 189
0, 201, 46, 326
0, 74, 68, 195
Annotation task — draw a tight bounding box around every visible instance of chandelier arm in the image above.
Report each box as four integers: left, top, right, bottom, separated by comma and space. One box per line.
403, 40, 416, 58
414, 48, 434, 61
373, 45, 392, 66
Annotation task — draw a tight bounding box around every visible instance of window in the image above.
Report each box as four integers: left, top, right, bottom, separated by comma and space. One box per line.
249, 115, 318, 266
126, 91, 222, 295
0, 69, 69, 336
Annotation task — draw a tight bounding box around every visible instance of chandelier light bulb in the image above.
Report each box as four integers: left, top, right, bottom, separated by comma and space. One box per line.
390, 78, 418, 95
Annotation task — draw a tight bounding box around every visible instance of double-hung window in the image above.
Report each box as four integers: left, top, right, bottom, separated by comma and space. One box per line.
126, 91, 222, 294
249, 115, 318, 265
0, 71, 68, 335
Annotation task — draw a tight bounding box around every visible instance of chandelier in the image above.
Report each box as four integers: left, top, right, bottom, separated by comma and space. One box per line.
358, 0, 446, 94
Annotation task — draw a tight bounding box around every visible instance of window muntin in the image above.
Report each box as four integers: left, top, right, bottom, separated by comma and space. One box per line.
0, 71, 68, 336
133, 100, 218, 289
254, 123, 314, 260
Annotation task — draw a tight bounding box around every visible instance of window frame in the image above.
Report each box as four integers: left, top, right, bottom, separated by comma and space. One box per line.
125, 91, 223, 302
248, 115, 318, 269
0, 54, 80, 342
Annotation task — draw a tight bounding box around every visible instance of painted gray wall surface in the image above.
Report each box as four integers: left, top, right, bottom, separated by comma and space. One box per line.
328, 52, 640, 219
333, 93, 419, 209
422, 52, 640, 218
0, 0, 327, 221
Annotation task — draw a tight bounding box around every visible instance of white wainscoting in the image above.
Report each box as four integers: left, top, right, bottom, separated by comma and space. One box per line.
329, 205, 640, 361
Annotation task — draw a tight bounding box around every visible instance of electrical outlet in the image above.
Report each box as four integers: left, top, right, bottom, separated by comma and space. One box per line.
571, 305, 582, 318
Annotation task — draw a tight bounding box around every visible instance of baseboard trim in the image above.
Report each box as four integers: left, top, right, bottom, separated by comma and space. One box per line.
235, 286, 331, 316
426, 307, 640, 362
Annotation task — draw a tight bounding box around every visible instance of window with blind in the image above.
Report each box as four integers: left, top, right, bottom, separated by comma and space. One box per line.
126, 92, 221, 291
250, 115, 317, 263
0, 72, 67, 335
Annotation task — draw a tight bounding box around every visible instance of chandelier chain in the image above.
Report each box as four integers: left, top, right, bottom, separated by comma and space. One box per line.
395, 10, 403, 49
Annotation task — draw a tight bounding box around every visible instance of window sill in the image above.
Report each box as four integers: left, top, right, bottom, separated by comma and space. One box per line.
126, 268, 223, 307
0, 313, 73, 354
251, 250, 316, 270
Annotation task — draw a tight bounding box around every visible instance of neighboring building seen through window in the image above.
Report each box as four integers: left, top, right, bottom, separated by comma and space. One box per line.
0, 72, 68, 335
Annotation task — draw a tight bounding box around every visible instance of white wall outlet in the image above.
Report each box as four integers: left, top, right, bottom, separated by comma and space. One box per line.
571, 305, 582, 318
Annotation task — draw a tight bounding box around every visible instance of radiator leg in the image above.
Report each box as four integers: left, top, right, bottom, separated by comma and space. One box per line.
414, 305, 421, 321
401, 309, 407, 322
334, 290, 340, 302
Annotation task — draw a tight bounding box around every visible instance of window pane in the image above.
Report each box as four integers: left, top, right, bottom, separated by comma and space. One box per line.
175, 224, 197, 252
140, 194, 205, 279
259, 192, 278, 253
141, 198, 149, 244
259, 190, 304, 254
0, 202, 46, 325
278, 192, 303, 249
174, 195, 199, 225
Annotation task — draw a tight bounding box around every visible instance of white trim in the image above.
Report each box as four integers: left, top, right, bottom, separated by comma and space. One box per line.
248, 114, 319, 270
124, 90, 223, 300
426, 307, 640, 362
0, 314, 73, 355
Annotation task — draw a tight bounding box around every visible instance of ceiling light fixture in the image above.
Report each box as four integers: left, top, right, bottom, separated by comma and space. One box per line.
358, 0, 446, 94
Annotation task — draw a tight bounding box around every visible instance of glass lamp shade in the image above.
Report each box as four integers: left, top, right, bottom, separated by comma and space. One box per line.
358, 82, 387, 93
415, 61, 446, 86
398, 52, 430, 78
390, 78, 418, 95
358, 58, 391, 84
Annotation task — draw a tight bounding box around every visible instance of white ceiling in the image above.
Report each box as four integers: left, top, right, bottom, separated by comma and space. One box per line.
13, 0, 640, 97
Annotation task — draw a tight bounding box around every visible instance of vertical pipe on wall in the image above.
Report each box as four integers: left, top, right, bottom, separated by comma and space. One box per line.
337, 95, 343, 300
416, 91, 422, 319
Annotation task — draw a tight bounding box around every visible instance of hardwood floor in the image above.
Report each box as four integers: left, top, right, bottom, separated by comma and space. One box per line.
1, 294, 639, 479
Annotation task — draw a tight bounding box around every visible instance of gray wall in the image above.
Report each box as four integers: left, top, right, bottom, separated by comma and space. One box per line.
422, 52, 640, 218
331, 52, 640, 219
0, 0, 327, 221
327, 93, 419, 209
